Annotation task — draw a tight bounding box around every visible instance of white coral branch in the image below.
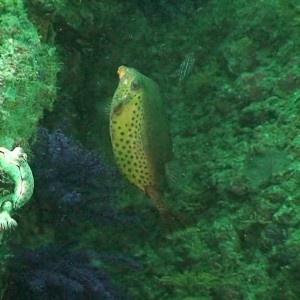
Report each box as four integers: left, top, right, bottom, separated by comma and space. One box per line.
0, 210, 17, 231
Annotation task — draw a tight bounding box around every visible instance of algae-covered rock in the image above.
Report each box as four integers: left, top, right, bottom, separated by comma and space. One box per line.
0, 0, 60, 149
0, 0, 60, 297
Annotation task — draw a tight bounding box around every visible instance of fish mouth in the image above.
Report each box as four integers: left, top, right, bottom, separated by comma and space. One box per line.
118, 66, 127, 79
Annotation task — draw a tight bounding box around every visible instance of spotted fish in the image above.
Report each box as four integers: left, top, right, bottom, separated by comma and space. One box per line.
110, 66, 174, 221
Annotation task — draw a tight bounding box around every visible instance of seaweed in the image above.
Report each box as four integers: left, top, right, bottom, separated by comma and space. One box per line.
135, 0, 202, 22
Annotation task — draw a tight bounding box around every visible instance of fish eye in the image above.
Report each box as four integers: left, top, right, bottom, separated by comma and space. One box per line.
131, 79, 141, 91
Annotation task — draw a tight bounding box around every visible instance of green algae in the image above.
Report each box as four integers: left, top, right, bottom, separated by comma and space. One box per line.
3, 0, 300, 299
0, 0, 60, 149
0, 0, 60, 297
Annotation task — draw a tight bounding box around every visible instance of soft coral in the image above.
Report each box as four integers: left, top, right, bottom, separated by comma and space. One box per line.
31, 128, 132, 227
5, 245, 128, 300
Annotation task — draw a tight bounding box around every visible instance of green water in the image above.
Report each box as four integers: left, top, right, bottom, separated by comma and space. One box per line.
1, 0, 300, 299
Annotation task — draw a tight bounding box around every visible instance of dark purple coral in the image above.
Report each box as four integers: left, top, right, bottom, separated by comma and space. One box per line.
5, 245, 129, 300
2, 129, 140, 300
31, 128, 132, 226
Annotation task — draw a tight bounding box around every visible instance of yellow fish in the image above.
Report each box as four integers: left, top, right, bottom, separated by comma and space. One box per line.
110, 66, 174, 223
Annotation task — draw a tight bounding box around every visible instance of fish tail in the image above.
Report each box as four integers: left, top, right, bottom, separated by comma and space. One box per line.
145, 186, 184, 232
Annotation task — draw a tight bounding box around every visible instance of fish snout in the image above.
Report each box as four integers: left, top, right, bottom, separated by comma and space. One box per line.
117, 66, 127, 79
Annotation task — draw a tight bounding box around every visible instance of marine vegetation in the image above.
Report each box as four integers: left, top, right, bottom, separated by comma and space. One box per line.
4, 245, 127, 300
31, 127, 133, 231
3, 0, 300, 299
1, 129, 138, 299
0, 0, 60, 149
134, 0, 201, 22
